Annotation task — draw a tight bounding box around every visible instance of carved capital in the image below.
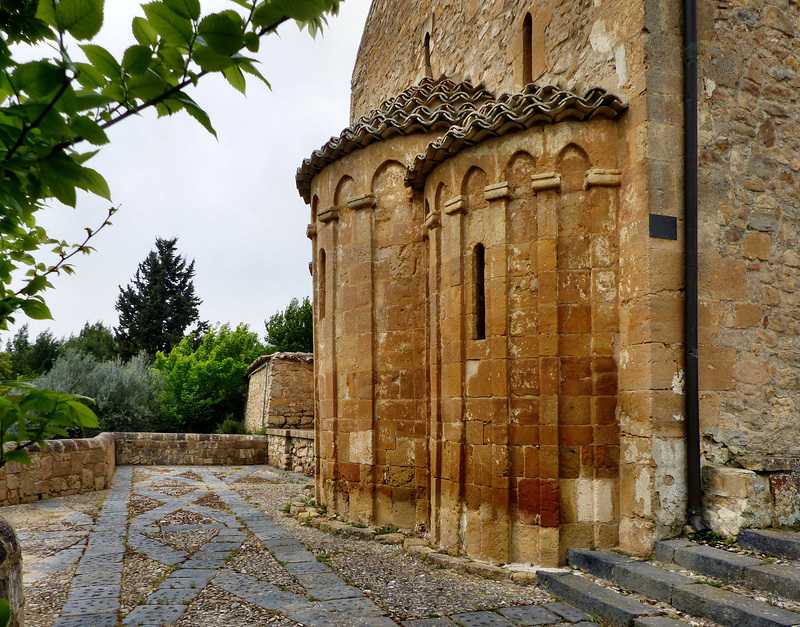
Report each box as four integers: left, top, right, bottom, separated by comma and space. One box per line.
317, 206, 340, 223
444, 195, 467, 215
531, 172, 561, 192
306, 224, 317, 239
585, 169, 622, 189
484, 181, 512, 201
424, 211, 441, 229
347, 194, 376, 210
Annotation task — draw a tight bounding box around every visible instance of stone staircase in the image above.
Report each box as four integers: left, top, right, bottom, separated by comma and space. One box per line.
536, 529, 800, 627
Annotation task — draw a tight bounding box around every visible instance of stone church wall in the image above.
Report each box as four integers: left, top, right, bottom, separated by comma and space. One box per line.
693, 0, 800, 536
306, 0, 800, 560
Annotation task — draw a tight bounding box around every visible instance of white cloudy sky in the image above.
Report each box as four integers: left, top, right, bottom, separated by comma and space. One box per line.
5, 0, 371, 344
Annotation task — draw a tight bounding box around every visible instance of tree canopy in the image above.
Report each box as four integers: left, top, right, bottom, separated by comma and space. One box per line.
115, 237, 205, 359
0, 0, 341, 477
265, 296, 312, 353
155, 322, 264, 433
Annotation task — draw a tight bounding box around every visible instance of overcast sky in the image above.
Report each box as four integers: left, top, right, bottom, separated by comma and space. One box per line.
4, 0, 371, 344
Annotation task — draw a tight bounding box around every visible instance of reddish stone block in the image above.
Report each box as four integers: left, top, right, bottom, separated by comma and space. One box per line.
339, 462, 361, 483
518, 477, 540, 525
540, 479, 560, 527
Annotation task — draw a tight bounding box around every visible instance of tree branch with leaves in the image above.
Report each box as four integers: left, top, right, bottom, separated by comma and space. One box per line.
0, 0, 340, 464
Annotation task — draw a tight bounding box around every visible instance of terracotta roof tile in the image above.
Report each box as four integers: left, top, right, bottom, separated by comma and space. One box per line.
404, 85, 627, 189
296, 76, 493, 204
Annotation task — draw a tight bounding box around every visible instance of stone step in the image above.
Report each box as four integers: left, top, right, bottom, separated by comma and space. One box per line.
535, 569, 660, 627
567, 548, 800, 627
739, 530, 800, 561
655, 539, 800, 601
568, 549, 694, 603
654, 540, 763, 582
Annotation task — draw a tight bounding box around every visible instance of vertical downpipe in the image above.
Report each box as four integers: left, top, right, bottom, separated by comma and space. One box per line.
684, 0, 708, 531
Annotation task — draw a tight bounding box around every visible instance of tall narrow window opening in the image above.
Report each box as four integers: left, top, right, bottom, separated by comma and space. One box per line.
319, 249, 326, 319
522, 13, 533, 85
475, 244, 486, 340
423, 32, 432, 78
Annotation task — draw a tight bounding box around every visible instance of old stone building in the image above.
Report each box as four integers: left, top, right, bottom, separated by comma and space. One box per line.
244, 353, 314, 432
297, 0, 800, 565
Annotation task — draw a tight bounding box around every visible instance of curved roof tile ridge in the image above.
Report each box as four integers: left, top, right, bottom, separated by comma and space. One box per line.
296, 76, 494, 204
404, 84, 627, 190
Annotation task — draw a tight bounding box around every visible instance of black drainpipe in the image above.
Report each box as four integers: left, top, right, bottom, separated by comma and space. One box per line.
683, 0, 708, 532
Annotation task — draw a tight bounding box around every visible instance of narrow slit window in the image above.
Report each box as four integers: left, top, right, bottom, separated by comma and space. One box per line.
522, 13, 533, 85
423, 32, 432, 77
319, 249, 326, 319
475, 244, 486, 340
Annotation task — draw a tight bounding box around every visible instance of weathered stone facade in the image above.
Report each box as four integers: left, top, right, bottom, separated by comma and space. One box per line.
244, 353, 314, 431
298, 0, 800, 565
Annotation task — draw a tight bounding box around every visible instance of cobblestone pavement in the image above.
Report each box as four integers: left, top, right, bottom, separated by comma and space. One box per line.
8, 466, 599, 627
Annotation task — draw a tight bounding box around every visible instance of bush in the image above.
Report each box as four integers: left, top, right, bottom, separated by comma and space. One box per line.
154, 323, 265, 433
217, 419, 246, 434
35, 349, 163, 435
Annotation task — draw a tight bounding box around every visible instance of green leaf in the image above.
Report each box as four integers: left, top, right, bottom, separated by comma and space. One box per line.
132, 16, 159, 47
19, 299, 52, 320
126, 71, 168, 101
198, 12, 244, 56
177, 95, 216, 137
35, 0, 57, 26
12, 61, 64, 98
252, 3, 284, 30
80, 44, 121, 79
73, 62, 106, 88
69, 116, 109, 145
122, 45, 152, 74
74, 90, 114, 111
2, 449, 32, 465
55, 0, 105, 41
19, 274, 48, 296
192, 45, 233, 72
142, 2, 194, 47
164, 0, 201, 21
238, 58, 270, 89
243, 32, 260, 53
222, 64, 246, 94
83, 168, 111, 200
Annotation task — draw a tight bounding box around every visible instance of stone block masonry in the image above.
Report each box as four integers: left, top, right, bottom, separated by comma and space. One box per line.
0, 433, 115, 506
115, 432, 268, 466
244, 353, 314, 431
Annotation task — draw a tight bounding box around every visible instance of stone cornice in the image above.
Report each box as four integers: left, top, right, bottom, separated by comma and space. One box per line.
317, 206, 340, 223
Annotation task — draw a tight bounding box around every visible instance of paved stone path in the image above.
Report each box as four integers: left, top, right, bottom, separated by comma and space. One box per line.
16, 466, 601, 627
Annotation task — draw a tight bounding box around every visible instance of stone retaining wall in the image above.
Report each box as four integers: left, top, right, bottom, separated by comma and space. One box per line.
264, 429, 314, 476
0, 433, 115, 506
114, 432, 269, 466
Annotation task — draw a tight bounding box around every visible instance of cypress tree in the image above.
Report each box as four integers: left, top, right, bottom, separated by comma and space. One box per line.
115, 238, 205, 359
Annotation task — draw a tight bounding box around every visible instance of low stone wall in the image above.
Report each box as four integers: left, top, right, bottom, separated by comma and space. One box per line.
115, 433, 268, 466
264, 428, 314, 476
0, 433, 115, 506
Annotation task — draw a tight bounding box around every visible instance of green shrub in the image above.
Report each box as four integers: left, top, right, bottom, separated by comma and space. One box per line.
217, 419, 246, 434
35, 349, 163, 434
154, 323, 265, 433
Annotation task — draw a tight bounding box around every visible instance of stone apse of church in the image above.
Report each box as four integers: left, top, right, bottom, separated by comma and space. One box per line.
299, 76, 627, 566
298, 0, 800, 566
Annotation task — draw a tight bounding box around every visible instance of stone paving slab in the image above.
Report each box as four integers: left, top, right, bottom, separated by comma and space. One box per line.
53, 614, 119, 627
122, 604, 186, 626
451, 611, 516, 626
498, 604, 562, 625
